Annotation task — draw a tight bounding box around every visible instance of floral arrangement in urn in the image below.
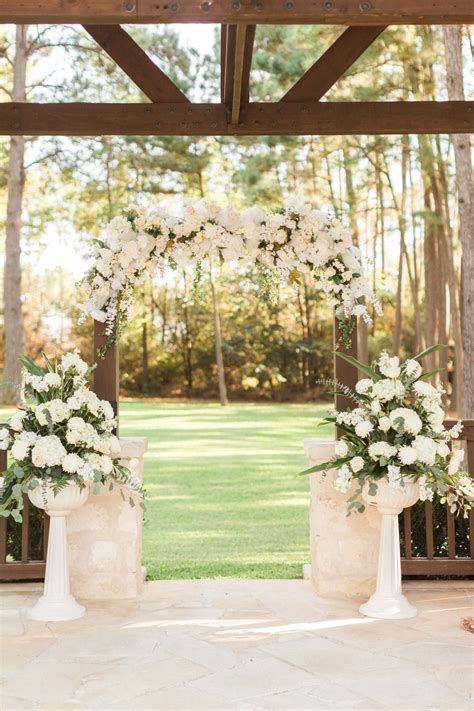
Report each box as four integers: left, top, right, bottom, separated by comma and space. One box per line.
79, 200, 381, 354
0, 351, 144, 522
304, 345, 474, 518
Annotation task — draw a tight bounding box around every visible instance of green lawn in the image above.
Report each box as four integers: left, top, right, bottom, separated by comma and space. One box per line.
0, 401, 333, 579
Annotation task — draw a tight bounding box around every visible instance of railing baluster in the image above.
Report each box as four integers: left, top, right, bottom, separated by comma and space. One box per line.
447, 508, 456, 558
21, 495, 30, 563
425, 501, 434, 559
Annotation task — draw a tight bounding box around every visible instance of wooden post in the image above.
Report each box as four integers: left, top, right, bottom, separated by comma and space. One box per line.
93, 320, 119, 428
334, 316, 358, 412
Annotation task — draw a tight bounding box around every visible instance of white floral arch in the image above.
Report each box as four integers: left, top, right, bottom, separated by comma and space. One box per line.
80, 200, 381, 355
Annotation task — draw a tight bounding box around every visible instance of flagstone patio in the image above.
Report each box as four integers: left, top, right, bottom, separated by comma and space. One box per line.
1, 579, 472, 710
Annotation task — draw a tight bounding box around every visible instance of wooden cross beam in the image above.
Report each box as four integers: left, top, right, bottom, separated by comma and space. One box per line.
2, 1, 473, 25
281, 26, 387, 102
83, 25, 189, 103
1, 102, 472, 136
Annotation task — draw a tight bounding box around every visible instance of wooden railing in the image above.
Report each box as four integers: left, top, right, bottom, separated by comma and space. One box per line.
401, 419, 474, 576
0, 420, 472, 581
0, 439, 49, 580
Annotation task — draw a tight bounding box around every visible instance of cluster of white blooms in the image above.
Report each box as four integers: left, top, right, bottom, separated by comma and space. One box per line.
322, 349, 474, 516
0, 351, 143, 521
79, 200, 381, 351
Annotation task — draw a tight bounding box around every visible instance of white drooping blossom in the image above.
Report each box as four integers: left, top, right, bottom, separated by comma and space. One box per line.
79, 201, 381, 350
310, 348, 473, 517
0, 351, 144, 522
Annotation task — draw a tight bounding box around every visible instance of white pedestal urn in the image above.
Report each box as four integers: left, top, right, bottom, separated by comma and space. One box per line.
28, 483, 89, 622
359, 478, 419, 620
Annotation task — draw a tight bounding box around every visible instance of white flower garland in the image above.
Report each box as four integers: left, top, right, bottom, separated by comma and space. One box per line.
79, 199, 381, 354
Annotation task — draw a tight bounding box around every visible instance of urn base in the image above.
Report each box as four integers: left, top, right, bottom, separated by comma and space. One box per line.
360, 592, 417, 620
29, 594, 85, 622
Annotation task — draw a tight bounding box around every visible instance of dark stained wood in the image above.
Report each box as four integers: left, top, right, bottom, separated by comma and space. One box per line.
403, 508, 412, 558
220, 25, 227, 102
3, 0, 473, 25
231, 24, 249, 125
1, 102, 473, 136
93, 320, 119, 425
401, 558, 474, 575
425, 501, 434, 558
241, 25, 256, 105
334, 317, 358, 415
21, 495, 30, 563
84, 25, 189, 103
0, 562, 46, 580
281, 26, 387, 102
223, 25, 236, 107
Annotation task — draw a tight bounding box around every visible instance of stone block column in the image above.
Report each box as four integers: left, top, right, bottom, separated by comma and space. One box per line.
305, 438, 380, 597
67, 437, 148, 600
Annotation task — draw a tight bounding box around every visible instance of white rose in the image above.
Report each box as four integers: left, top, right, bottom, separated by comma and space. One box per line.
378, 417, 392, 432
355, 421, 374, 438
335, 440, 348, 457
370, 400, 382, 415
350, 456, 364, 473
437, 442, 450, 458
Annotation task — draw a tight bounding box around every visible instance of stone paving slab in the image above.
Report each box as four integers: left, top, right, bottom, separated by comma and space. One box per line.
0, 580, 472, 710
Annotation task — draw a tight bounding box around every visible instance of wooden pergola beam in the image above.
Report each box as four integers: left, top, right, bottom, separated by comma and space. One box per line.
281, 26, 387, 103
83, 25, 189, 103
221, 24, 255, 123
1, 102, 472, 136
2, 1, 473, 25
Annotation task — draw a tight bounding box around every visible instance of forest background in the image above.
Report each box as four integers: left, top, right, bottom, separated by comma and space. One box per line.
1, 23, 473, 416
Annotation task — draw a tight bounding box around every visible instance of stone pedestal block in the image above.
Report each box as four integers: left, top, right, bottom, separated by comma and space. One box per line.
67, 437, 148, 600
304, 438, 379, 597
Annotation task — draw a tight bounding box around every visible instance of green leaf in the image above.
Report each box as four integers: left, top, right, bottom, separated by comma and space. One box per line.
299, 455, 351, 476
416, 368, 444, 382
413, 344, 446, 362
335, 352, 380, 381
41, 351, 54, 373
368, 482, 378, 496
19, 355, 44, 377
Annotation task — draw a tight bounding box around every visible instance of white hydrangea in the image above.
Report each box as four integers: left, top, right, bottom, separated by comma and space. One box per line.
387, 465, 405, 491
36, 400, 71, 426
413, 381, 440, 401
368, 442, 398, 461
0, 428, 10, 450
378, 353, 401, 379
31, 435, 67, 468
389, 407, 423, 436
9, 411, 27, 432
11, 439, 30, 461
334, 464, 352, 492
403, 359, 422, 379
412, 435, 438, 466
372, 379, 405, 402
418, 474, 434, 501
355, 378, 374, 395
61, 351, 89, 376
43, 372, 61, 388
448, 448, 464, 475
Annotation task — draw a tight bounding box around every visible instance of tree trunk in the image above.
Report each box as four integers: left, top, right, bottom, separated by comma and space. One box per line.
2, 26, 27, 405
443, 25, 474, 419
209, 260, 228, 406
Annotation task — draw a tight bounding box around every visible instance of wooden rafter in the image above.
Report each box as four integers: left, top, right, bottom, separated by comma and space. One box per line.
83, 25, 189, 103
1, 102, 472, 136
281, 26, 387, 103
221, 24, 255, 123
2, 1, 473, 25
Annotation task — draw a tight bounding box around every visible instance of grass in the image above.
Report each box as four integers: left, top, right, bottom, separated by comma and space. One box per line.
0, 400, 333, 579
